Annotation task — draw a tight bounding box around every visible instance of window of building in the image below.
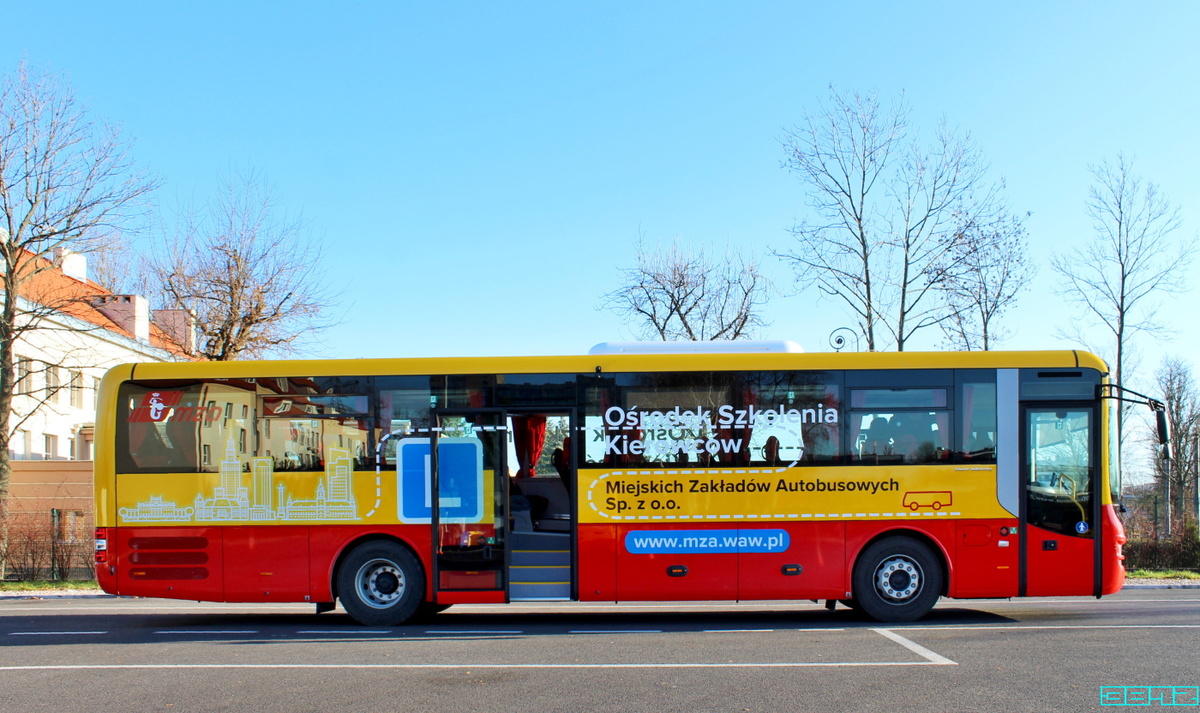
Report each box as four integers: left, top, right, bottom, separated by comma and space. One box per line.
44, 434, 59, 460
70, 370, 85, 408
45, 366, 61, 402
9, 429, 30, 460
14, 356, 32, 395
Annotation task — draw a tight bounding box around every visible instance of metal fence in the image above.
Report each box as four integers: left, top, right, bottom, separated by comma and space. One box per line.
0, 508, 96, 581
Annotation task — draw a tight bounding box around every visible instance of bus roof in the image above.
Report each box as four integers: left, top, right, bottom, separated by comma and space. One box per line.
589, 340, 805, 355
113, 348, 1110, 382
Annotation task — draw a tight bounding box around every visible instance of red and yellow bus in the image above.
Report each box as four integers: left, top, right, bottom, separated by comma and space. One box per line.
93, 344, 1153, 624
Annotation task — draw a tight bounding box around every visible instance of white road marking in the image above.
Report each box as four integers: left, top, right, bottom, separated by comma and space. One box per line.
296, 630, 393, 635
0, 661, 960, 671
569, 629, 663, 634
424, 630, 523, 635
8, 631, 106, 636
872, 628, 957, 665
154, 630, 258, 635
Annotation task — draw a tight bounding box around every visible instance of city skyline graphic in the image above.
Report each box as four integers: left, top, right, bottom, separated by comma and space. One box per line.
118, 436, 360, 523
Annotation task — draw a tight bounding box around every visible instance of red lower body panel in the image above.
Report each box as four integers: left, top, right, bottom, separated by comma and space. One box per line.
1024, 523, 1095, 597
1101, 504, 1127, 595
103, 524, 433, 604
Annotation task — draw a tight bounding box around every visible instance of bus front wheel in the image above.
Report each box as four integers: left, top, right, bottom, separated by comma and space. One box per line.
851, 536, 942, 623
337, 541, 425, 626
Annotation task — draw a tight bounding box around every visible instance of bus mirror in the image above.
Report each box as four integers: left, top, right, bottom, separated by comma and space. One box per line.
1155, 409, 1172, 462
1156, 409, 1171, 446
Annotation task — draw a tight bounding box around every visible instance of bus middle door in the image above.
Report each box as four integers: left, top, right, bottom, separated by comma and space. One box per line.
431, 410, 508, 602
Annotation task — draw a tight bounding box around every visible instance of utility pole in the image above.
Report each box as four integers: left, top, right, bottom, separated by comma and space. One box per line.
1193, 435, 1199, 537
1166, 475, 1173, 536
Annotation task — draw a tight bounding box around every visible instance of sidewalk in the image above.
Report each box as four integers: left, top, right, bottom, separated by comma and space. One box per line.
0, 588, 113, 600
1121, 578, 1200, 589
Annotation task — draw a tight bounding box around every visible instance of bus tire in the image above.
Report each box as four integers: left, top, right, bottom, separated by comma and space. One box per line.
851, 536, 942, 623
411, 602, 452, 622
337, 541, 424, 626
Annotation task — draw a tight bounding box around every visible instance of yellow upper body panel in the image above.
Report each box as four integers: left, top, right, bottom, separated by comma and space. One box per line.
113, 349, 1107, 380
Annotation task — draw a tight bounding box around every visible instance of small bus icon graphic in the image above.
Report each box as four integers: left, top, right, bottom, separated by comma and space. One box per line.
902, 491, 953, 511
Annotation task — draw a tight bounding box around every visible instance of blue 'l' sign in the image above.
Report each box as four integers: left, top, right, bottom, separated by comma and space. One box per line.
396, 437, 483, 523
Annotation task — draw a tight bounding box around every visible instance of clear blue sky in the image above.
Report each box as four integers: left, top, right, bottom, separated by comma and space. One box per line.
8, 2, 1198, 387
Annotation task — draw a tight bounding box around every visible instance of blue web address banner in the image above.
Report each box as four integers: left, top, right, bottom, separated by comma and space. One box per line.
625, 529, 790, 554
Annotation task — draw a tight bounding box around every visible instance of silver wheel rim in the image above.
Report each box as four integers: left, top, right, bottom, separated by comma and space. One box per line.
874, 555, 922, 603
355, 557, 405, 609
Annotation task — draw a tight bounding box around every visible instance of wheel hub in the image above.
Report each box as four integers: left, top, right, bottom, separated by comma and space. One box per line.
374, 571, 400, 596
875, 556, 921, 602
358, 559, 405, 608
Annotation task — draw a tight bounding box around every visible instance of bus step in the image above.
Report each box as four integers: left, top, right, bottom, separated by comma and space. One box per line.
511, 548, 570, 567
510, 581, 571, 600
510, 564, 570, 583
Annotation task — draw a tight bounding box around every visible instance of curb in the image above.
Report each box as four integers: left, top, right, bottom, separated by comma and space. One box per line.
0, 592, 116, 600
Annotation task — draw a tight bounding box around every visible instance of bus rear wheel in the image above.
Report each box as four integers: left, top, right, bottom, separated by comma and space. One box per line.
851, 536, 942, 623
337, 541, 424, 626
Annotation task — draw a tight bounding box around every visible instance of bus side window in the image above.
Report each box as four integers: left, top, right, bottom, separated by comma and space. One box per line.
374, 380, 434, 469
849, 386, 950, 465
960, 380, 997, 463
744, 370, 841, 467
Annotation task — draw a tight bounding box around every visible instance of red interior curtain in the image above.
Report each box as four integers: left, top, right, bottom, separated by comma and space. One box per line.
511, 415, 548, 477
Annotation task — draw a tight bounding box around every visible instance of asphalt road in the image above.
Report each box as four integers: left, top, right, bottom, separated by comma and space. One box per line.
1, 589, 1197, 713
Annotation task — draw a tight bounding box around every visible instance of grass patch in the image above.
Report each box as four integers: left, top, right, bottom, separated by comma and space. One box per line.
0, 580, 100, 591
1127, 569, 1200, 579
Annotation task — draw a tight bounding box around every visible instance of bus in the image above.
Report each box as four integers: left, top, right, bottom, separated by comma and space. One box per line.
92, 343, 1164, 624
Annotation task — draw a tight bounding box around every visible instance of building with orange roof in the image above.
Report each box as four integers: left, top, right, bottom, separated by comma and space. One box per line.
6, 247, 197, 462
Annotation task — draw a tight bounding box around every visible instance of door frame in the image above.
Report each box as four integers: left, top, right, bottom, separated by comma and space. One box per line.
430, 407, 510, 597
1018, 402, 1100, 597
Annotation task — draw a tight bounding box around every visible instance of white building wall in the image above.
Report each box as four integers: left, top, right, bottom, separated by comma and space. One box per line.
7, 298, 189, 462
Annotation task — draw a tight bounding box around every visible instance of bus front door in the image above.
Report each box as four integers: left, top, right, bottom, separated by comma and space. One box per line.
431, 411, 508, 598
1020, 406, 1097, 596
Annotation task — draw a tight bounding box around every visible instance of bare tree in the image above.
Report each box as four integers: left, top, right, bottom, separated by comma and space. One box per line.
939, 210, 1035, 350
0, 62, 157, 496
87, 241, 139, 294
776, 88, 1004, 351
145, 171, 338, 361
1050, 155, 1193, 457
604, 237, 770, 341
1148, 356, 1199, 533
